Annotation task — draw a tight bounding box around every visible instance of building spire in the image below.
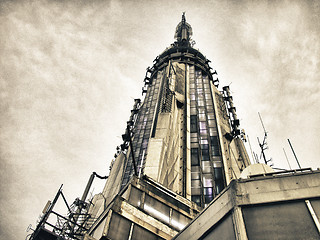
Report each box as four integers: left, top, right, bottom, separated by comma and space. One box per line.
174, 12, 193, 46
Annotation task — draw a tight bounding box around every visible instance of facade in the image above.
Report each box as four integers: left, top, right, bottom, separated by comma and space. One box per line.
173, 168, 320, 240
84, 175, 201, 240
29, 14, 251, 240
29, 14, 320, 240
107, 13, 250, 209
77, 13, 251, 240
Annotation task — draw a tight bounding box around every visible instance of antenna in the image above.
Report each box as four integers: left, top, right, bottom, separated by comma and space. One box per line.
257, 112, 272, 166
283, 148, 292, 170
254, 152, 259, 164
247, 135, 256, 164
287, 139, 301, 169
258, 112, 267, 133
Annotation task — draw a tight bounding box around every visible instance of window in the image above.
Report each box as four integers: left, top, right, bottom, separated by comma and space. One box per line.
106, 213, 131, 240
201, 161, 211, 173
191, 172, 200, 179
190, 107, 197, 114
215, 179, 224, 194
171, 209, 190, 231
144, 195, 170, 224
204, 187, 214, 203
128, 187, 142, 207
208, 120, 216, 127
190, 115, 198, 133
203, 174, 213, 187
199, 121, 206, 130
200, 139, 208, 144
214, 167, 223, 180
201, 144, 209, 149
132, 224, 160, 240
202, 149, 209, 157
191, 195, 201, 206
191, 180, 201, 188
211, 136, 221, 156
200, 129, 208, 135
209, 128, 217, 136
191, 148, 200, 166
197, 89, 203, 94
205, 94, 211, 100
198, 100, 205, 106
199, 113, 206, 121
191, 137, 198, 143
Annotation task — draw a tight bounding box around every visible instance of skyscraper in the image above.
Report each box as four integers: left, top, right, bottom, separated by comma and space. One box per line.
110, 12, 250, 207
28, 14, 253, 240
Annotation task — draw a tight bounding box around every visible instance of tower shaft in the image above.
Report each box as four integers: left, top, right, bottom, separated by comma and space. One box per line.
103, 15, 250, 208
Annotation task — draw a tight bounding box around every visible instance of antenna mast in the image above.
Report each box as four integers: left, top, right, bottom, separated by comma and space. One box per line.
257, 112, 272, 165
247, 135, 257, 164
283, 148, 292, 170
287, 139, 301, 169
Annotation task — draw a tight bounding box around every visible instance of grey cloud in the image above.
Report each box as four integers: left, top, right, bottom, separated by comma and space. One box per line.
1, 1, 319, 239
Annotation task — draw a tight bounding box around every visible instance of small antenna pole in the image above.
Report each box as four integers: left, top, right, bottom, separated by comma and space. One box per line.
287, 139, 301, 169
247, 135, 256, 164
258, 112, 266, 134
257, 112, 270, 165
258, 136, 268, 164
254, 152, 259, 164
283, 148, 292, 170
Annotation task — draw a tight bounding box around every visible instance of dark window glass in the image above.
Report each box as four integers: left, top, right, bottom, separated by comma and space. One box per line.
214, 167, 223, 180
242, 201, 319, 240
201, 213, 236, 240
215, 179, 225, 194
191, 148, 200, 166
211, 136, 221, 156
128, 187, 142, 207
201, 144, 209, 150
107, 213, 131, 240
190, 115, 198, 133
202, 149, 209, 157
191, 195, 201, 206
202, 155, 210, 161
131, 224, 161, 240
204, 187, 213, 196
205, 195, 214, 204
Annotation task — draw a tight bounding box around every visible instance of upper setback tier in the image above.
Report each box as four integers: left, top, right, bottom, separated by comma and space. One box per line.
150, 46, 214, 81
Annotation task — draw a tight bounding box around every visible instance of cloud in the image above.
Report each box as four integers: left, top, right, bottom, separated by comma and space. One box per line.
0, 1, 319, 239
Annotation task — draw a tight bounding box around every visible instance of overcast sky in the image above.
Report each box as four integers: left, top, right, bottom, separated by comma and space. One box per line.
1, 1, 319, 239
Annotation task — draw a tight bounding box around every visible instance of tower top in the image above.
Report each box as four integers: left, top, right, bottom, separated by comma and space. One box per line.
174, 12, 193, 46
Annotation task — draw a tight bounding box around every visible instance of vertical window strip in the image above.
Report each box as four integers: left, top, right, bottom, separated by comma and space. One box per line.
121, 71, 163, 187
